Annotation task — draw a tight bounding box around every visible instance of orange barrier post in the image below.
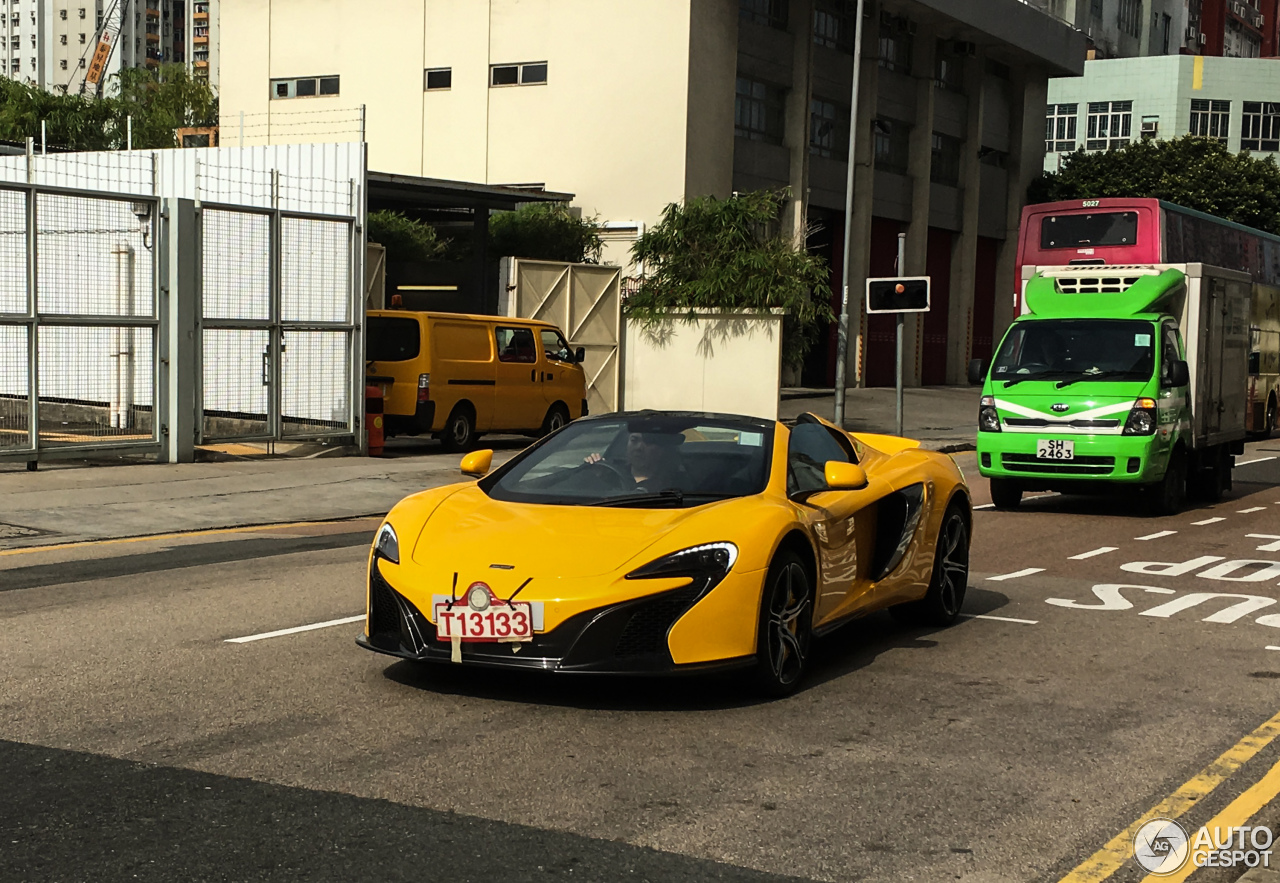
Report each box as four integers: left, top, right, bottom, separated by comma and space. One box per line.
365, 385, 385, 457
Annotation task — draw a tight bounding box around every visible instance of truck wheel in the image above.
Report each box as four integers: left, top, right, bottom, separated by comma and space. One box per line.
989, 478, 1022, 510
440, 406, 475, 453
1146, 449, 1185, 517
1189, 446, 1228, 503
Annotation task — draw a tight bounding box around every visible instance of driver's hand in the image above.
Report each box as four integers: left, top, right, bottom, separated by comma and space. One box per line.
583, 452, 603, 465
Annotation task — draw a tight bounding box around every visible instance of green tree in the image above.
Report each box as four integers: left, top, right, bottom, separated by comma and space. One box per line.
114, 64, 218, 149
488, 202, 603, 264
0, 77, 119, 151
366, 210, 453, 262
625, 190, 831, 366
1030, 136, 1280, 234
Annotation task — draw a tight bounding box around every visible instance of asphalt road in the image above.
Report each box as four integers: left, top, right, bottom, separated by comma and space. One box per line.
2, 440, 1280, 882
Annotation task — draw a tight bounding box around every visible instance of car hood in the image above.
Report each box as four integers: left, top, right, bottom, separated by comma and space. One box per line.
410, 485, 716, 579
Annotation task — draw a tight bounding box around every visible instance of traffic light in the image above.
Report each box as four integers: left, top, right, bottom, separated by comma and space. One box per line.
866, 277, 930, 314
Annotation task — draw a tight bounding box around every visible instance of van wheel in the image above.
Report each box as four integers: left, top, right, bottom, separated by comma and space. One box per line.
440, 406, 475, 453
989, 478, 1022, 510
540, 403, 570, 437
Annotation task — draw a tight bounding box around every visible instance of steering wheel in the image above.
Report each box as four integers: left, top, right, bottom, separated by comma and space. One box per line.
1017, 362, 1050, 374
584, 458, 634, 491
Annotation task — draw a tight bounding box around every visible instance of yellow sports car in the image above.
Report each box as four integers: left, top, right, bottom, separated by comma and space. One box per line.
358, 410, 971, 695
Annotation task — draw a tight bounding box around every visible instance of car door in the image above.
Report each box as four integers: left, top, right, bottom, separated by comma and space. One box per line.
539, 327, 585, 418
786, 422, 878, 627
492, 325, 543, 431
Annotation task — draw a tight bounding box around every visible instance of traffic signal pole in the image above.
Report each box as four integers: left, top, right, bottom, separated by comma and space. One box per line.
831, 0, 866, 428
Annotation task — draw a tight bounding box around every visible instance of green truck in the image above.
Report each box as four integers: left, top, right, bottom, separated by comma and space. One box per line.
969, 263, 1249, 515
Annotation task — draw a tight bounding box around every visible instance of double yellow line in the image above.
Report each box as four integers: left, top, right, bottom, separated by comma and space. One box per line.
1059, 708, 1280, 882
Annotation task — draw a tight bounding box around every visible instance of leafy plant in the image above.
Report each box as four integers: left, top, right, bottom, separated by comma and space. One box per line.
488, 202, 603, 264
366, 210, 453, 262
625, 190, 831, 365
1030, 136, 1280, 234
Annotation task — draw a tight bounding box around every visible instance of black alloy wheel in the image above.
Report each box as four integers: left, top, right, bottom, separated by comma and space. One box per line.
892, 503, 970, 627
753, 551, 813, 698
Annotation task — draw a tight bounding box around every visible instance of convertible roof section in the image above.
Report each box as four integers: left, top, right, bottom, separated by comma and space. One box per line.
1024, 267, 1187, 319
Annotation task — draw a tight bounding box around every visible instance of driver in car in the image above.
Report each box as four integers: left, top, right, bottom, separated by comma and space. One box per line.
585, 431, 687, 491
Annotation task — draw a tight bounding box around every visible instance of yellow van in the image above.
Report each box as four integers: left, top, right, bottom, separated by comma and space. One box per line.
365, 310, 588, 451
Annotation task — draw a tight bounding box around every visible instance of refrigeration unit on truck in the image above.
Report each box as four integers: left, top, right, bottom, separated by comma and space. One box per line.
968, 263, 1249, 515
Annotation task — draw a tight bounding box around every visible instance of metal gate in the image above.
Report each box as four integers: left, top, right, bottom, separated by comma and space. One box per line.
198, 205, 357, 444
0, 183, 160, 461
501, 258, 621, 414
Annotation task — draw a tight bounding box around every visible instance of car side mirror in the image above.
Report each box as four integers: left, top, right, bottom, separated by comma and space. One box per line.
460, 449, 493, 477
575, 346, 586, 365
967, 359, 987, 386
825, 461, 868, 491
1166, 359, 1189, 388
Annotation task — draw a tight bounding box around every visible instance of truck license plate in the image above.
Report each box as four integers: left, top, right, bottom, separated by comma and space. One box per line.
1036, 439, 1074, 460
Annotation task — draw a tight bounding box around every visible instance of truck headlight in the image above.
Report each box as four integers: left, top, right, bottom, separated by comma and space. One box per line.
978, 396, 1000, 433
1123, 398, 1158, 436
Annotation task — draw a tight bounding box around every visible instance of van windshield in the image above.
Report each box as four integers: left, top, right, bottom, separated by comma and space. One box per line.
367, 317, 420, 362
992, 319, 1155, 386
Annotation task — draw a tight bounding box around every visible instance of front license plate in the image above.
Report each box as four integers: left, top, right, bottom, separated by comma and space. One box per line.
1036, 439, 1074, 460
434, 601, 534, 642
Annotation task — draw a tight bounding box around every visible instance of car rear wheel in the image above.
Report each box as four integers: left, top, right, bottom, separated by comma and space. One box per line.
752, 551, 812, 698
989, 478, 1022, 510
891, 503, 970, 627
439, 406, 475, 453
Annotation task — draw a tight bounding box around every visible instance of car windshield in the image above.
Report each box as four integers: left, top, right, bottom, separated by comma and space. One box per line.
481, 414, 775, 507
991, 319, 1156, 385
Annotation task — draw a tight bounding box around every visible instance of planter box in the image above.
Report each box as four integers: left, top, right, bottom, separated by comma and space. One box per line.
621, 309, 783, 420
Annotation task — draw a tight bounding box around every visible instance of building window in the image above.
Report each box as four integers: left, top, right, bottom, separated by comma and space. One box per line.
931, 132, 961, 186
735, 76, 785, 143
490, 61, 547, 87
1046, 103, 1078, 152
425, 67, 451, 90
979, 147, 1009, 169
270, 76, 340, 99
1242, 101, 1280, 152
78, 7, 85, 17
873, 118, 910, 174
935, 41, 967, 93
59, 34, 66, 44
1090, 0, 1103, 18
812, 0, 854, 52
59, 8, 66, 18
878, 13, 913, 75
59, 59, 66, 69
809, 97, 848, 158
1086, 100, 1132, 150
79, 33, 86, 43
740, 0, 788, 30
1189, 99, 1230, 142
78, 57, 84, 67
1162, 13, 1172, 54
1118, 0, 1141, 38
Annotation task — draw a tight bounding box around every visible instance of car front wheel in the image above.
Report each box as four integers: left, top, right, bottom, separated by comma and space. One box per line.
753, 551, 813, 698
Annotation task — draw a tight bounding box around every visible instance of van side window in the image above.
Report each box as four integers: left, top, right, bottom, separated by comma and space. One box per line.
496, 326, 537, 363
540, 329, 572, 362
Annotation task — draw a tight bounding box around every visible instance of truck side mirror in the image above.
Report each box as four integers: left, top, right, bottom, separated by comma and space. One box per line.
575, 346, 586, 365
1166, 359, 1190, 388
967, 359, 987, 386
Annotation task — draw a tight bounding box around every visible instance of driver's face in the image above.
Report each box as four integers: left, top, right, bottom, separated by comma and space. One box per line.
627, 432, 657, 469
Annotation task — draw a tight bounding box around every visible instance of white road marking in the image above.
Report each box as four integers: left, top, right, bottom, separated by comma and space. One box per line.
1268, 646, 1280, 652
1239, 507, 1267, 514
1236, 457, 1276, 466
1070, 547, 1119, 560
1135, 530, 1177, 541
987, 568, 1046, 581
226, 614, 365, 644
973, 503, 995, 510
962, 614, 1039, 625
1192, 517, 1226, 526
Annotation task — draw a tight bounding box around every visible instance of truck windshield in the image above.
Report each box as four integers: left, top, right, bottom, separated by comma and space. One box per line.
1040, 212, 1138, 248
991, 319, 1155, 385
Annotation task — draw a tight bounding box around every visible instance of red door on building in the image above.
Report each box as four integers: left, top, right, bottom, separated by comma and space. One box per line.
920, 228, 953, 386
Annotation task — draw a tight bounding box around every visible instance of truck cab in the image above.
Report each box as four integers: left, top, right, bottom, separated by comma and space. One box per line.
972, 264, 1248, 515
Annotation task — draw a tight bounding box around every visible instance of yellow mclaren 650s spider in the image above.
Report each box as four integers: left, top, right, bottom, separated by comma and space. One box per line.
357, 410, 972, 696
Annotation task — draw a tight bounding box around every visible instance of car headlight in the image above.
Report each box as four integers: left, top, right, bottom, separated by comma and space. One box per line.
626, 542, 738, 597
979, 395, 1001, 433
374, 522, 399, 564
1123, 398, 1158, 436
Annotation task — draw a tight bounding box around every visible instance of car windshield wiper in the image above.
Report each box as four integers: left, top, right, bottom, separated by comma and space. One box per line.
589, 489, 685, 508
1055, 370, 1144, 388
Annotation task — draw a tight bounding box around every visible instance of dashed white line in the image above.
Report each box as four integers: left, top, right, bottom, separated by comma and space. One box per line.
1267, 646, 1280, 651
986, 568, 1046, 582
226, 614, 364, 644
1237, 457, 1276, 466
1069, 546, 1119, 560
1239, 507, 1267, 514
1136, 530, 1177, 541
1192, 517, 1227, 526
973, 503, 995, 510
962, 614, 1039, 625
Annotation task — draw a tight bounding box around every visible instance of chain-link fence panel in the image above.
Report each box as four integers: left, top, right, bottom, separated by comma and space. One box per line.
37, 324, 155, 446
0, 188, 26, 316
0, 324, 29, 450
281, 216, 350, 324
36, 194, 155, 318
202, 328, 271, 440
281, 329, 351, 437
202, 209, 271, 322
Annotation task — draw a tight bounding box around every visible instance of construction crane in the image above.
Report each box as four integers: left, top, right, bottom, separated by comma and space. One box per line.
78, 0, 131, 96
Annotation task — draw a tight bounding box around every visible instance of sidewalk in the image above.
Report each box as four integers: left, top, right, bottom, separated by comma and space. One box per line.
0, 386, 978, 550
